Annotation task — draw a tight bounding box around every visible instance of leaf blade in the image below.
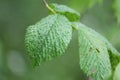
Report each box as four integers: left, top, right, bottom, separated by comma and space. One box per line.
25, 14, 72, 67
73, 22, 120, 71
69, 0, 103, 13
113, 0, 120, 23
73, 22, 112, 80
49, 3, 80, 21
113, 63, 120, 80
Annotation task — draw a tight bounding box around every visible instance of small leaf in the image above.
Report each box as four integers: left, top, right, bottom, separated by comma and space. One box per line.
49, 3, 80, 21
113, 63, 120, 80
25, 14, 72, 67
73, 22, 112, 80
113, 0, 120, 23
69, 0, 103, 13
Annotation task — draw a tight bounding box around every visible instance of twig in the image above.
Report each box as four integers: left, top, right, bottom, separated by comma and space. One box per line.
43, 0, 56, 14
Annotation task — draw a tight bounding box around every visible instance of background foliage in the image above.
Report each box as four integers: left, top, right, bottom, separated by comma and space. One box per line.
0, 0, 120, 80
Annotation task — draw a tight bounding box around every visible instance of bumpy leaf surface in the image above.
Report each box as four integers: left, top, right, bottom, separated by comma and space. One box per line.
73, 22, 112, 80
73, 22, 120, 71
49, 3, 80, 21
25, 14, 72, 67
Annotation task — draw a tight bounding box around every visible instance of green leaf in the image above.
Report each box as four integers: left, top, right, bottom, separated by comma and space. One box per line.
84, 24, 120, 71
25, 14, 72, 67
69, 0, 103, 13
113, 63, 120, 80
95, 37, 120, 72
73, 22, 120, 71
49, 3, 80, 21
113, 0, 120, 23
73, 22, 112, 80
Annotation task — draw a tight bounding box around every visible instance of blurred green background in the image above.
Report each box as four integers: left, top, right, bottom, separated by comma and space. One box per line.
0, 0, 120, 80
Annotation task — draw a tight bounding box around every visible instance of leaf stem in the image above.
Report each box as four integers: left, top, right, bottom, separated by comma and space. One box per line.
43, 0, 56, 14
72, 24, 78, 30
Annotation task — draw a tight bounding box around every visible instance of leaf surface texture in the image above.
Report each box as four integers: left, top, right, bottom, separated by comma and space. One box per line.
25, 14, 72, 67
